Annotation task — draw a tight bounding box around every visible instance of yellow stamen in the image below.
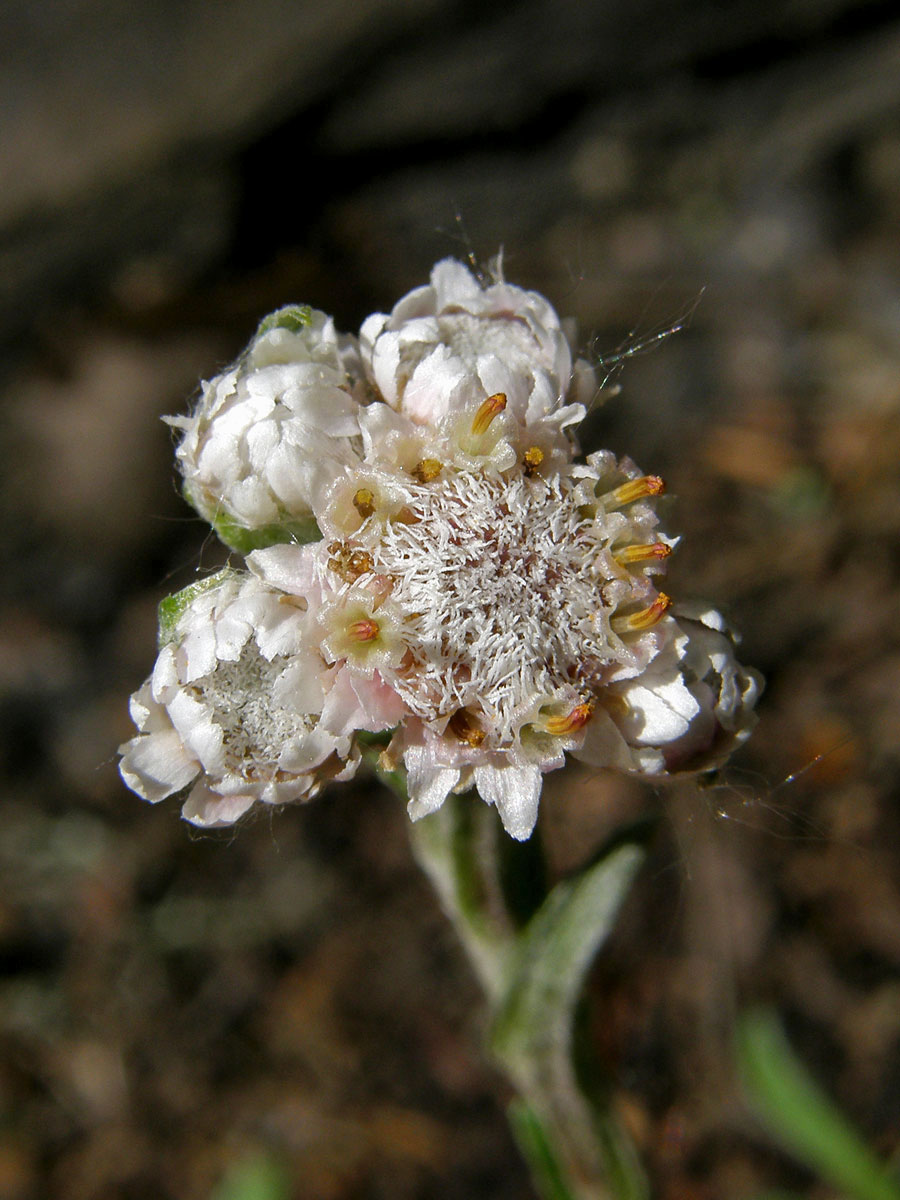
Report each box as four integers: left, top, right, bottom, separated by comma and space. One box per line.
448, 708, 486, 748
611, 592, 672, 633
471, 392, 507, 436
413, 458, 443, 483
378, 746, 399, 774
350, 550, 374, 575
327, 541, 374, 582
353, 488, 376, 519
542, 700, 595, 736
614, 542, 672, 565
347, 618, 380, 643
523, 445, 544, 476
608, 475, 665, 507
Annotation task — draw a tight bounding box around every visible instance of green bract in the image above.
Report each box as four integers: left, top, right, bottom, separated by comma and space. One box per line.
157, 568, 238, 647
209, 507, 321, 555
254, 304, 313, 337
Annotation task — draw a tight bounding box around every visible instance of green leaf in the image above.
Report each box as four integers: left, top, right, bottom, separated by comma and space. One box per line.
255, 304, 313, 337
210, 1151, 290, 1200
508, 1099, 579, 1200
491, 838, 649, 1200
491, 840, 644, 1067
737, 1009, 900, 1200
157, 568, 237, 646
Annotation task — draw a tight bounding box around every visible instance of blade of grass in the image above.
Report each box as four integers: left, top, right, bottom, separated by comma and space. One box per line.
508, 1099, 580, 1200
210, 1152, 290, 1200
737, 1009, 900, 1200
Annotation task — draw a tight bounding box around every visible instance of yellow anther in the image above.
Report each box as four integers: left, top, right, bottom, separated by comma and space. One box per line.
611, 592, 672, 633
542, 700, 595, 736
608, 475, 665, 507
349, 550, 374, 575
448, 708, 486, 748
327, 541, 375, 582
347, 618, 380, 643
378, 746, 399, 774
413, 458, 443, 483
471, 392, 507, 436
614, 542, 672, 566
523, 446, 545, 476
353, 488, 376, 519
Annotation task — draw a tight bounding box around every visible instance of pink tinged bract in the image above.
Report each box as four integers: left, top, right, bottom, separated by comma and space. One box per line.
181, 781, 257, 828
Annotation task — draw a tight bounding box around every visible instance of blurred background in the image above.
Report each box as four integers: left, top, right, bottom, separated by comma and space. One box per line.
2, 1, 900, 1196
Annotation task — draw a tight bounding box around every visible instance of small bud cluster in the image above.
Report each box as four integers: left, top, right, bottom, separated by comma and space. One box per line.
120, 259, 761, 839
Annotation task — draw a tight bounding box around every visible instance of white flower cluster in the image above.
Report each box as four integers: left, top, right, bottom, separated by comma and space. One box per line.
120, 259, 762, 839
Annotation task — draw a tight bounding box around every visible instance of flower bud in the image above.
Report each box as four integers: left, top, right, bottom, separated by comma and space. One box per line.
169, 307, 364, 552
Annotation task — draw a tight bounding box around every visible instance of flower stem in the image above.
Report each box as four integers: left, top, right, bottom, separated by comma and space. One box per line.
406, 789, 650, 1200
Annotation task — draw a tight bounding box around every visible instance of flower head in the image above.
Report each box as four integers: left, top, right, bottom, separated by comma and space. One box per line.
121, 260, 762, 839
119, 570, 358, 827
359, 257, 598, 428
